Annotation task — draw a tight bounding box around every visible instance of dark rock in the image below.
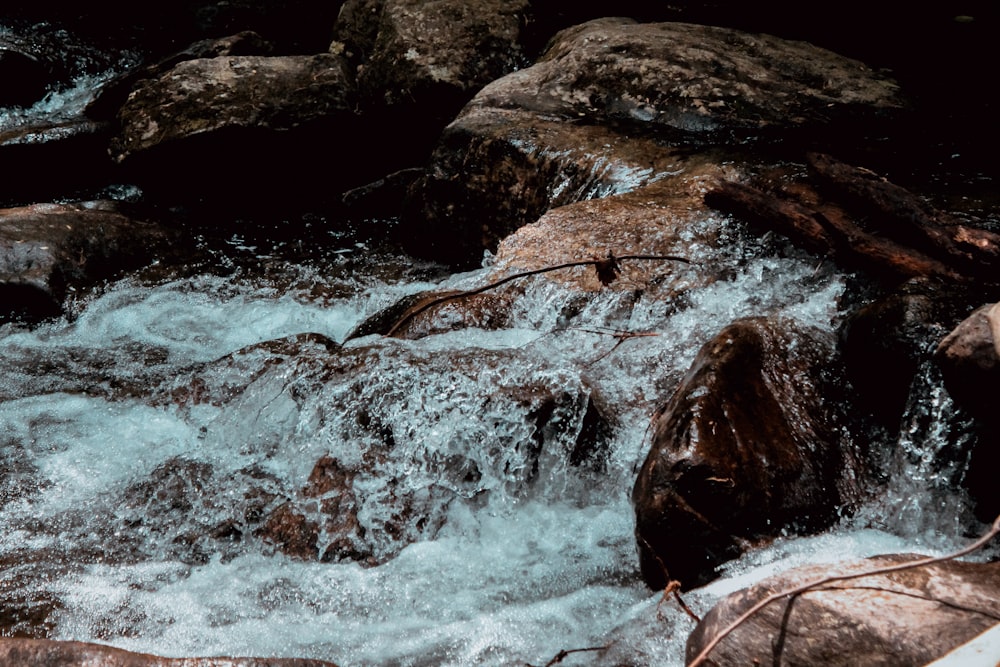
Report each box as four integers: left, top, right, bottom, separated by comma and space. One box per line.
405, 18, 904, 265
0, 201, 174, 323
935, 303, 1000, 420
0, 638, 338, 666
0, 47, 51, 108
111, 53, 361, 210
687, 555, 1000, 667
842, 279, 974, 425
86, 31, 275, 121
633, 317, 859, 590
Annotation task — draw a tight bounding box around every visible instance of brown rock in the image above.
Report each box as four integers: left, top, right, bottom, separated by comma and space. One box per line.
112, 54, 355, 162
935, 302, 1000, 419
343, 0, 531, 112
633, 317, 858, 590
687, 555, 1000, 667
0, 201, 173, 322
405, 18, 903, 265
0, 638, 338, 666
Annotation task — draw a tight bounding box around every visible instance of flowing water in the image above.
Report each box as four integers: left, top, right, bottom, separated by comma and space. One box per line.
1, 40, 991, 667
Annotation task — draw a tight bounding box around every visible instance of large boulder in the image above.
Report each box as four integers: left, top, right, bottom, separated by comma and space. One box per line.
687, 555, 1000, 666
111, 53, 361, 209
633, 317, 860, 590
405, 18, 906, 265
935, 302, 1000, 420
0, 638, 337, 666
0, 201, 173, 323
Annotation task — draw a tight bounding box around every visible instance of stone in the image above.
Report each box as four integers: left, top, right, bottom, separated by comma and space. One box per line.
687, 555, 1000, 667
0, 638, 338, 666
405, 18, 904, 265
841, 278, 974, 425
0, 201, 174, 323
935, 302, 1000, 420
633, 317, 859, 590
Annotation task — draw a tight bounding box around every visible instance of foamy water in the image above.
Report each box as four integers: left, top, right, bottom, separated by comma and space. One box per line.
0, 213, 984, 666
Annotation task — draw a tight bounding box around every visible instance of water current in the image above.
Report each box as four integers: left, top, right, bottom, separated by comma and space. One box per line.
0, 49, 990, 667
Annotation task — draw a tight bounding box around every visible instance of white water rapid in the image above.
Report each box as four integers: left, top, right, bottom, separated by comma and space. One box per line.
1, 50, 991, 667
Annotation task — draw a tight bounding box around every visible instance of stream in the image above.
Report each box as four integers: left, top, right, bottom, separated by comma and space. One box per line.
0, 29, 991, 667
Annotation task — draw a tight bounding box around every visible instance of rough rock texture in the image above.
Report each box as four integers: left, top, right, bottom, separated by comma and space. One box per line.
0, 201, 172, 322
687, 555, 1000, 667
935, 302, 1000, 419
86, 31, 275, 121
339, 0, 531, 112
633, 317, 858, 590
406, 18, 905, 265
475, 18, 904, 139
0, 638, 337, 666
112, 53, 354, 161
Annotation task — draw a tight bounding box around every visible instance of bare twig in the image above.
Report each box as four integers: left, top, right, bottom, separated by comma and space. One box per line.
525, 644, 610, 667
687, 513, 1000, 667
385, 252, 690, 337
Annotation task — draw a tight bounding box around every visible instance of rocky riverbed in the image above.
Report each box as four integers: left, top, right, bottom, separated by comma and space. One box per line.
2, 2, 999, 666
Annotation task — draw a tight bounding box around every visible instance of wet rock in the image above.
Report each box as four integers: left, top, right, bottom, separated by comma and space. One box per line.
111, 53, 361, 209
347, 288, 515, 340
841, 278, 974, 425
405, 18, 903, 265
0, 46, 51, 108
935, 302, 1000, 420
0, 638, 338, 666
339, 0, 530, 114
86, 31, 275, 121
687, 555, 1000, 667
0, 201, 174, 323
633, 317, 859, 590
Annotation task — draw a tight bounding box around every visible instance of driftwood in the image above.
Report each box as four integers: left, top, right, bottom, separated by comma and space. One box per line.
806, 152, 1000, 278
705, 154, 999, 287
705, 180, 963, 283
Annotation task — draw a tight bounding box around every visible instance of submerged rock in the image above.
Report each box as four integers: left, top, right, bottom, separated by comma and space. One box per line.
633, 317, 859, 590
0, 638, 338, 666
687, 555, 1000, 666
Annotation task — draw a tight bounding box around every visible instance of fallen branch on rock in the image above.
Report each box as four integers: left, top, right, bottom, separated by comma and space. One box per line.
385, 252, 691, 337
705, 153, 1000, 288
686, 512, 1000, 667
524, 644, 610, 667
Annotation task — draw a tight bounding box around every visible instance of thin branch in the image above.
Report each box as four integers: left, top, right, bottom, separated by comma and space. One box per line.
687, 513, 1000, 667
525, 644, 611, 667
385, 253, 690, 337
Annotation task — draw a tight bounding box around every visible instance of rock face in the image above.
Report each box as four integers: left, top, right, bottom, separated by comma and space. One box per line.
339, 0, 531, 113
0, 638, 338, 666
112, 54, 354, 161
935, 302, 1000, 420
687, 555, 1000, 667
633, 317, 857, 590
0, 201, 172, 322
406, 18, 906, 265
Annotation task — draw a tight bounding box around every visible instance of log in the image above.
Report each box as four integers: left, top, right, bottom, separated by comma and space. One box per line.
705, 180, 963, 284
806, 152, 1000, 278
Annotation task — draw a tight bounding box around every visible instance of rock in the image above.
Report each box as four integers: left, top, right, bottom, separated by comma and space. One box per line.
935, 302, 1000, 420
86, 31, 275, 121
405, 18, 904, 265
633, 317, 859, 590
344, 0, 530, 114
111, 53, 361, 209
0, 637, 338, 666
0, 46, 51, 108
0, 201, 174, 323
841, 278, 974, 425
687, 555, 1000, 667
404, 107, 690, 264
472, 18, 904, 140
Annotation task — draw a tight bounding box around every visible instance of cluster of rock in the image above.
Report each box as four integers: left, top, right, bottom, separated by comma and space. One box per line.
2, 1, 999, 665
